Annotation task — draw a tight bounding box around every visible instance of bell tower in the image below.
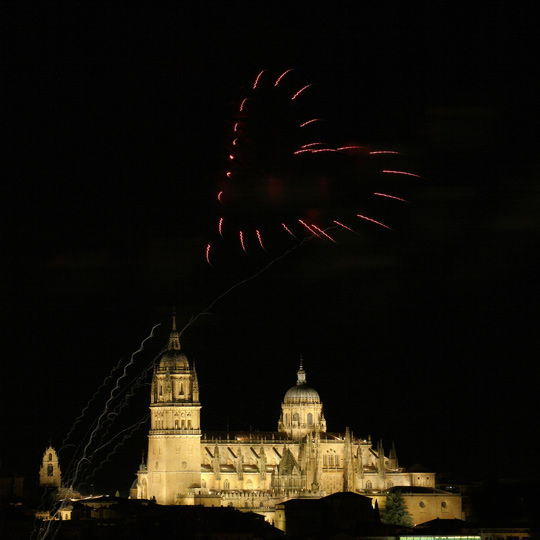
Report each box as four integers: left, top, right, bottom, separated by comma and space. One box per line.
145, 313, 202, 504
39, 444, 62, 488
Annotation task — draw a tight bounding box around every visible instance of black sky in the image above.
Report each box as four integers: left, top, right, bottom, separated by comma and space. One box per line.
2, 1, 539, 491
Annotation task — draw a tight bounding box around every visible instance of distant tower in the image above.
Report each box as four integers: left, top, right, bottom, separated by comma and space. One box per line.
278, 357, 326, 440
143, 313, 202, 504
39, 445, 61, 488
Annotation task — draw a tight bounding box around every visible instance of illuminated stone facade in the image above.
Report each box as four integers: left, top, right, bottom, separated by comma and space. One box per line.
136, 319, 461, 525
39, 445, 62, 488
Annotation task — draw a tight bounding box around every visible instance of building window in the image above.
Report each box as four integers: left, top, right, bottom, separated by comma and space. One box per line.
441, 501, 447, 508
47, 465, 53, 476
387, 481, 393, 488
419, 501, 425, 508
202, 480, 206, 488
329, 455, 334, 466
307, 413, 313, 425
224, 479, 230, 490
48, 453, 52, 461
293, 413, 299, 422
366, 481, 372, 489
285, 413, 289, 425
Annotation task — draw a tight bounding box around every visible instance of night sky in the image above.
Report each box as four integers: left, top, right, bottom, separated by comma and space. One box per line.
2, 1, 539, 492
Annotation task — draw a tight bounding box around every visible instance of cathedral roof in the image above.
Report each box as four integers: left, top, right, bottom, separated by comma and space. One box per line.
283, 358, 321, 404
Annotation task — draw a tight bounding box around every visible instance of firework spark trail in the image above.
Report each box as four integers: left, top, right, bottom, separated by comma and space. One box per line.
63, 342, 165, 488
382, 169, 423, 179
291, 84, 311, 100
60, 357, 125, 450
373, 192, 408, 202
71, 325, 160, 486
274, 69, 294, 86
86, 413, 151, 480
179, 234, 323, 340
357, 214, 392, 230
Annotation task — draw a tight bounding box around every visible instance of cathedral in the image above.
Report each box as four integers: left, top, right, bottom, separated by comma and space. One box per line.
135, 316, 461, 525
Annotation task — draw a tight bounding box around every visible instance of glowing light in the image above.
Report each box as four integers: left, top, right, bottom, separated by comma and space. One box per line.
239, 231, 247, 253
312, 148, 337, 153
369, 150, 401, 155
333, 220, 355, 232
206, 244, 211, 265
293, 149, 314, 155
301, 142, 325, 148
218, 217, 224, 236
291, 84, 311, 100
217, 191, 223, 202
337, 145, 365, 151
298, 219, 318, 236
232, 138, 239, 146
282, 223, 299, 240
312, 225, 335, 242
382, 170, 423, 179
234, 123, 239, 132
239, 98, 248, 112
253, 70, 266, 89
357, 214, 392, 230
274, 69, 293, 86
300, 119, 321, 127
226, 171, 232, 178
373, 192, 407, 202
229, 154, 235, 160
256, 230, 265, 250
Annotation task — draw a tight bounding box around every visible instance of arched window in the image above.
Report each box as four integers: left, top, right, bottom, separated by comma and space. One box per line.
387, 480, 393, 488
293, 413, 299, 422
175, 419, 179, 429
285, 413, 289, 425
47, 464, 53, 476
366, 481, 372, 489
246, 479, 252, 489
48, 453, 52, 461
201, 480, 206, 488
307, 413, 313, 425
224, 479, 230, 490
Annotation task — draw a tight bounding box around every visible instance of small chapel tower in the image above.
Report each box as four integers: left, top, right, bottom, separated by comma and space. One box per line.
39, 445, 62, 488
143, 313, 202, 504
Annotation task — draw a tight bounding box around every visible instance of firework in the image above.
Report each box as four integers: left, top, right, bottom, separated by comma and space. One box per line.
206, 69, 419, 266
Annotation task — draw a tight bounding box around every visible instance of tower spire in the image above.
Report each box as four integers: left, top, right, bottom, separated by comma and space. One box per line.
297, 356, 306, 385
168, 309, 181, 351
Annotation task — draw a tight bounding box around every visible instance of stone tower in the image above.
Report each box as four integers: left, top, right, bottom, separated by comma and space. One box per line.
141, 314, 202, 504
39, 445, 62, 488
278, 357, 326, 440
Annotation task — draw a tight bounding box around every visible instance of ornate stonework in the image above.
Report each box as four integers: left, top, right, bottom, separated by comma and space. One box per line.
136, 317, 461, 525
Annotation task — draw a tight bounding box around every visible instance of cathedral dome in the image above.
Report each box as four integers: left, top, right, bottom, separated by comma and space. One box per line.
158, 313, 189, 370
159, 349, 189, 370
283, 358, 321, 404
284, 384, 320, 404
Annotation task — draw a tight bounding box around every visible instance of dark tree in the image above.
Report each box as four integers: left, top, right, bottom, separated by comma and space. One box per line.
381, 491, 413, 527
